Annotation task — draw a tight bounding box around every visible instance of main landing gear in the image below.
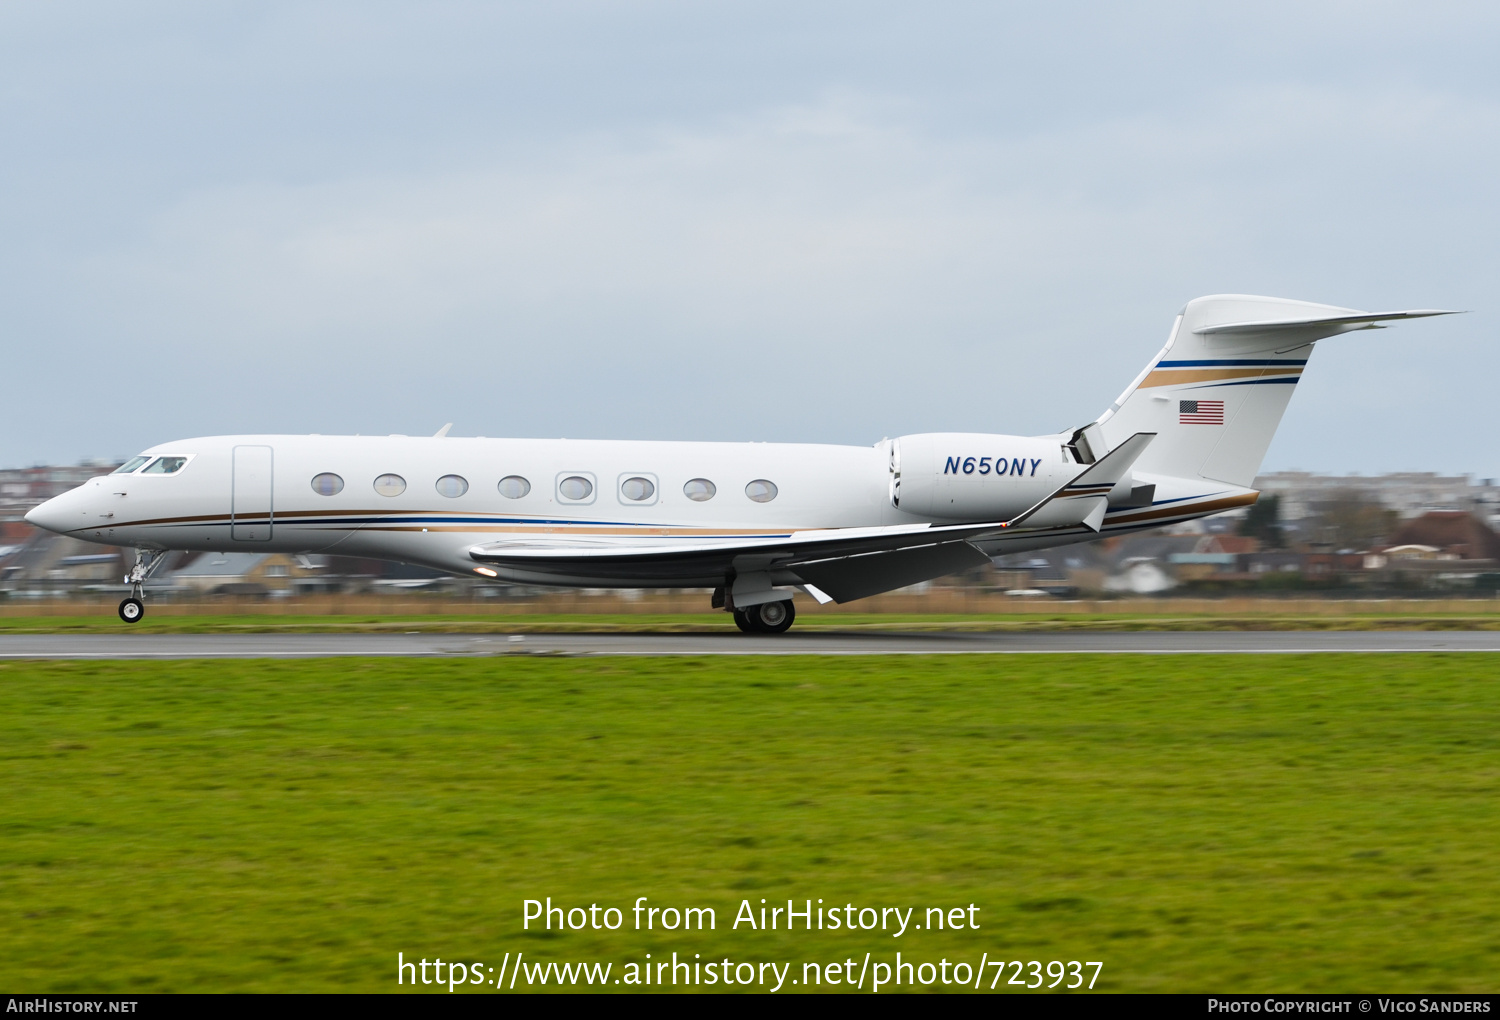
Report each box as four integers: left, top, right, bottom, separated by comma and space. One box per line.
713, 584, 797, 634
732, 599, 796, 634
118, 549, 165, 625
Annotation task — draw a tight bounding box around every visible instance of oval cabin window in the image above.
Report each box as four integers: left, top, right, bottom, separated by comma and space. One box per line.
559, 476, 593, 501
374, 473, 407, 497
620, 476, 655, 501
745, 479, 778, 503
311, 472, 344, 496
497, 475, 531, 499
435, 474, 469, 498
683, 478, 716, 502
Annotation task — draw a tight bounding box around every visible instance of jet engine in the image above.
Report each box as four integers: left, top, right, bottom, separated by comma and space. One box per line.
890, 433, 1071, 521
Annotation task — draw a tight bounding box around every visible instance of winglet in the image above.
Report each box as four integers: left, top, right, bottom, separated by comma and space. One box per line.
1066, 431, 1156, 488
1002, 432, 1156, 531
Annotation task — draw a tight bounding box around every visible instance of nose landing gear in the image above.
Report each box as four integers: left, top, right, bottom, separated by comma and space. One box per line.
118, 549, 165, 625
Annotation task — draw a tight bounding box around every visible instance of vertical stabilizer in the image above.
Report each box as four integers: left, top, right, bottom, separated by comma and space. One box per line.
1094, 295, 1453, 488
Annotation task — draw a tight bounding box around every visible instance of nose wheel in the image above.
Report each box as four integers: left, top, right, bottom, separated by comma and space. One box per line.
118, 549, 165, 625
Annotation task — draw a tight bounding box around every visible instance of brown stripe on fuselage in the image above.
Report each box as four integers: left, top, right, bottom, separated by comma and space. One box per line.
356, 525, 806, 537
1104, 491, 1258, 526
97, 507, 409, 527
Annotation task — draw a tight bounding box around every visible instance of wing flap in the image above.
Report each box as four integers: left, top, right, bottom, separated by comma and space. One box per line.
793, 541, 991, 603
467, 522, 986, 585
470, 522, 945, 565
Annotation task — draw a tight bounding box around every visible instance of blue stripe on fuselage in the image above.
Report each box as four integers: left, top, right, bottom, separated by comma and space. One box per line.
1157, 358, 1308, 367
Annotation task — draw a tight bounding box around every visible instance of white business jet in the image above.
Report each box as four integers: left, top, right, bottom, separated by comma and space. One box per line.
26, 295, 1452, 631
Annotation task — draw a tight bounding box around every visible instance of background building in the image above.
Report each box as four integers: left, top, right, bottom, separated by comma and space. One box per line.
1253, 471, 1500, 528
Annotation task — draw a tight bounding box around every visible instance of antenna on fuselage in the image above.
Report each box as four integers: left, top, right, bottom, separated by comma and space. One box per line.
433, 423, 453, 438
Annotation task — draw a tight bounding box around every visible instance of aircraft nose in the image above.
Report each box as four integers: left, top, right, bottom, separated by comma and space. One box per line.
25, 494, 79, 535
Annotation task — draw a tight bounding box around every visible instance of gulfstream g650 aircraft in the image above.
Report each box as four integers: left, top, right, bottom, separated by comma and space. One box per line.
26, 295, 1452, 631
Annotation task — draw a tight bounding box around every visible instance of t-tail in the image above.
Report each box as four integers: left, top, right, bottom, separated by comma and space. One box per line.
1085, 294, 1455, 488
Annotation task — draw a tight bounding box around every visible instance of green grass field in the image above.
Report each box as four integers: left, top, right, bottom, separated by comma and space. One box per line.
2, 654, 1497, 992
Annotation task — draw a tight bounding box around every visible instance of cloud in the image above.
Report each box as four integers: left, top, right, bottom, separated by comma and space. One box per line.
7, 62, 1497, 472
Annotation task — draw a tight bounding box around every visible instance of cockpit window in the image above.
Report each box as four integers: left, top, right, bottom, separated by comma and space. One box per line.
142, 456, 190, 475
113, 456, 151, 474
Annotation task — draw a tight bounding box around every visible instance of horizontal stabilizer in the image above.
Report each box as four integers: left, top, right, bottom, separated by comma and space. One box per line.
1193, 309, 1457, 336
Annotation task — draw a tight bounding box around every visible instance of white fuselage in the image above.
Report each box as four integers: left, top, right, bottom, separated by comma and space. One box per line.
29, 431, 1199, 588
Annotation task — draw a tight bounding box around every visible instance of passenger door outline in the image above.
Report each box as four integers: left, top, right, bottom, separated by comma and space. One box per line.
231, 445, 274, 541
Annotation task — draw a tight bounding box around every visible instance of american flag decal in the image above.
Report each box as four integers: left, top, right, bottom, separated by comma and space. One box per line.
1179, 399, 1225, 424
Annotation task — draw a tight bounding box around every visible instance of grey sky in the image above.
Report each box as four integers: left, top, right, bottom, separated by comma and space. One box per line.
3, 2, 1496, 477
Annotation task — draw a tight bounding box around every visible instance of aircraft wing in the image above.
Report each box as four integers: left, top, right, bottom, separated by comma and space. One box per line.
469, 519, 998, 583
469, 516, 1083, 603
470, 433, 1156, 602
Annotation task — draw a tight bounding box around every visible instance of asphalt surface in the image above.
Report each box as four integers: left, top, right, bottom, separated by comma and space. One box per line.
1, 631, 1498, 658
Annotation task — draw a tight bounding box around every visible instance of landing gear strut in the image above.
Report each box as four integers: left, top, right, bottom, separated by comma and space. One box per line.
118, 549, 164, 625
733, 599, 796, 634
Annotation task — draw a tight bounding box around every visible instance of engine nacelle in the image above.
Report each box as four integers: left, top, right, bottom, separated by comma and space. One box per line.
892, 433, 1071, 521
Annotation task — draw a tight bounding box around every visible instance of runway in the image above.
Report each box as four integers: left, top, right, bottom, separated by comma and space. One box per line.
1, 630, 1498, 658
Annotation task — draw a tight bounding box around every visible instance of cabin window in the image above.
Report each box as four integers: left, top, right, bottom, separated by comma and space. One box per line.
142, 456, 189, 475
745, 479, 778, 503
436, 474, 469, 498
683, 478, 716, 502
311, 472, 344, 496
558, 475, 594, 501
113, 456, 151, 474
498, 475, 531, 499
374, 473, 407, 497
620, 476, 655, 502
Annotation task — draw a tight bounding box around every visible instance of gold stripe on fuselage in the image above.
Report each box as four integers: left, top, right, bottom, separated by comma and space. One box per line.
88, 509, 806, 539
1138, 366, 1302, 388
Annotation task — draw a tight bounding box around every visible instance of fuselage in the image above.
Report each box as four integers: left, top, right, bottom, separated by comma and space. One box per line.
25, 431, 1239, 588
